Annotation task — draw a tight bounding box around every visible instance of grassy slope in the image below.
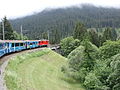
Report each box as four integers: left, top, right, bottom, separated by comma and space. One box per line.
5, 49, 84, 90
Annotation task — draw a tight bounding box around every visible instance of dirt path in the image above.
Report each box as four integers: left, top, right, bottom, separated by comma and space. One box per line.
0, 48, 45, 90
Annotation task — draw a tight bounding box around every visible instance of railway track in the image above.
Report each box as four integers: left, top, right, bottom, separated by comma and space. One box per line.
0, 47, 46, 90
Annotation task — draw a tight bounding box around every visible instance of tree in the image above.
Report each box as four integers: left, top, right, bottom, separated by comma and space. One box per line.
60, 36, 80, 57
66, 41, 99, 82
88, 29, 100, 47
73, 22, 87, 41
50, 29, 60, 44
103, 27, 117, 42
67, 40, 99, 71
107, 54, 120, 90
84, 72, 104, 90
12, 31, 20, 40
42, 32, 48, 39
0, 17, 28, 40
111, 28, 117, 41
99, 40, 120, 59
99, 34, 104, 46
0, 22, 2, 39
2, 16, 14, 40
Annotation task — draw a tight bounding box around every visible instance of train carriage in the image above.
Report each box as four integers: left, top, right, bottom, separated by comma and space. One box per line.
38, 40, 49, 47
0, 40, 7, 57
26, 40, 39, 49
5, 40, 26, 53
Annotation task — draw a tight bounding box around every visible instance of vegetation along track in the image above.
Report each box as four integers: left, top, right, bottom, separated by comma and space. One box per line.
3, 48, 84, 90
0, 47, 45, 90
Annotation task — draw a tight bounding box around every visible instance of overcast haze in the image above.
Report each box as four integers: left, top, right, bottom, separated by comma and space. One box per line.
0, 0, 120, 19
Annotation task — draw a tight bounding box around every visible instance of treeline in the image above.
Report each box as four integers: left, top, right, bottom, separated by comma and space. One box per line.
60, 22, 118, 57
60, 22, 120, 90
10, 4, 120, 42
0, 17, 28, 40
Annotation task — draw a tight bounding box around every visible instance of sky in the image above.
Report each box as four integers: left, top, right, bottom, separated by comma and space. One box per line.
0, 0, 120, 19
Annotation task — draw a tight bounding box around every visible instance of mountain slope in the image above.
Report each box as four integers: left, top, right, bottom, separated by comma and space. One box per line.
10, 4, 120, 39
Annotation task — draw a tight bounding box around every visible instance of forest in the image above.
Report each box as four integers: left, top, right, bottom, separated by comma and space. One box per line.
60, 22, 120, 90
9, 4, 120, 42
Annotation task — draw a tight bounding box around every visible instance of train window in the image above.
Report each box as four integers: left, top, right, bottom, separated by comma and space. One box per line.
33, 42, 35, 44
30, 43, 33, 45
12, 43, 14, 47
7, 43, 9, 47
15, 43, 19, 47
20, 43, 23, 46
0, 43, 4, 49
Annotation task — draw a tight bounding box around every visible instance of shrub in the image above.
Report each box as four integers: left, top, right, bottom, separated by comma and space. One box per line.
99, 40, 120, 59
84, 72, 105, 90
107, 54, 120, 90
60, 36, 80, 57
66, 41, 99, 83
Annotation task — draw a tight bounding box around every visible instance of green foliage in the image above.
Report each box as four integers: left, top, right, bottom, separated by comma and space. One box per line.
5, 49, 84, 90
99, 40, 120, 59
5, 49, 50, 90
3, 16, 14, 40
0, 17, 28, 40
60, 36, 80, 57
81, 40, 99, 60
107, 54, 120, 90
11, 5, 120, 40
65, 41, 99, 84
13, 31, 20, 39
99, 35, 104, 46
41, 32, 48, 40
0, 23, 2, 39
84, 72, 105, 90
88, 29, 100, 47
73, 22, 87, 41
94, 59, 111, 84
50, 29, 60, 44
103, 27, 117, 41
68, 46, 85, 71
62, 38, 120, 90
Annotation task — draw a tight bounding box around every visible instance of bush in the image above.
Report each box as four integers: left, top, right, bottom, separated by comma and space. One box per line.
99, 40, 120, 59
107, 54, 120, 90
84, 72, 105, 90
68, 46, 85, 71
60, 36, 80, 57
64, 41, 99, 84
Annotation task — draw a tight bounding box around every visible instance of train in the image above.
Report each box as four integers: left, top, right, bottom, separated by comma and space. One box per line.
0, 40, 49, 57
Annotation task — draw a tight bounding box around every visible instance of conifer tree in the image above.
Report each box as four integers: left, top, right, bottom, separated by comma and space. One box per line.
0, 23, 2, 39
73, 22, 87, 41
50, 29, 60, 44
103, 27, 117, 41
88, 29, 100, 47
2, 16, 14, 40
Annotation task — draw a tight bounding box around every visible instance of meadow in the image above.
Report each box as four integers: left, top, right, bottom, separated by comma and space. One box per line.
5, 48, 84, 90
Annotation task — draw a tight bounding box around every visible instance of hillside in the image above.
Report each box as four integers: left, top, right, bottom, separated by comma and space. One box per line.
5, 48, 84, 90
10, 4, 120, 39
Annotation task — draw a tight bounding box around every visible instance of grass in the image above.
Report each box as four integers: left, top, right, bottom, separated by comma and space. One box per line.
5, 48, 84, 90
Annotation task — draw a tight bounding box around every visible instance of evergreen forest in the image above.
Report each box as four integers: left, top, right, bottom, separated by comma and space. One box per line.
9, 4, 120, 43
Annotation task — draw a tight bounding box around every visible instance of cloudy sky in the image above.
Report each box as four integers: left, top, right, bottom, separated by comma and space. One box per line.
0, 0, 120, 19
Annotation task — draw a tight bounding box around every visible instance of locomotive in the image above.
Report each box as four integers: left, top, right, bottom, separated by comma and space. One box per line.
0, 40, 49, 57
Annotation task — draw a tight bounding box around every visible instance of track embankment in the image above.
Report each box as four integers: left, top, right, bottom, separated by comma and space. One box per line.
0, 48, 45, 90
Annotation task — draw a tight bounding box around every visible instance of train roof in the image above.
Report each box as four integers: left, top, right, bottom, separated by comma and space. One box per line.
0, 40, 49, 43
25, 40, 49, 41
4, 40, 25, 43
0, 40, 5, 43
